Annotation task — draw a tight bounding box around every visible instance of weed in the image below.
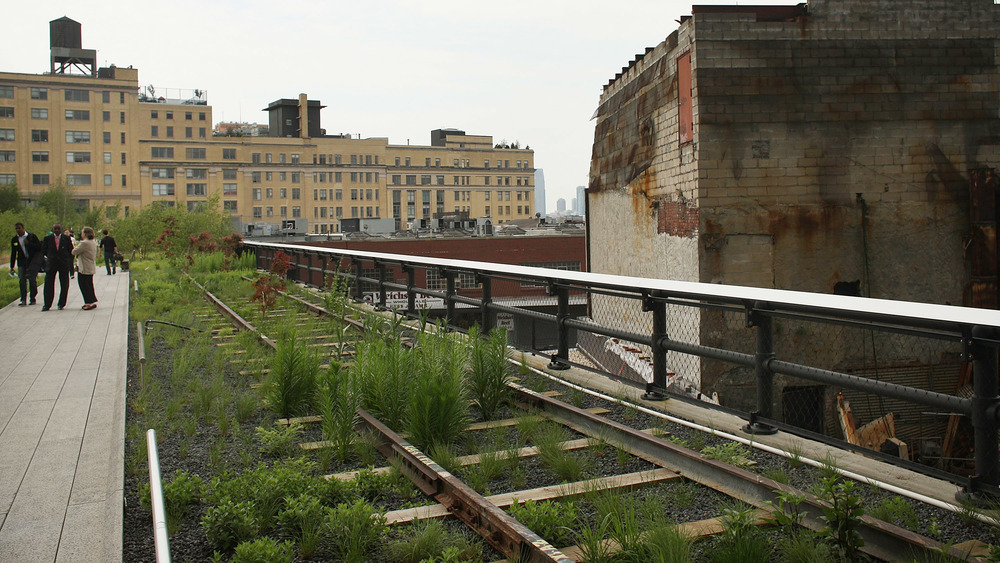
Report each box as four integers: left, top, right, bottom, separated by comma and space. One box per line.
429, 442, 460, 475
570, 388, 586, 408
818, 452, 841, 481
762, 467, 790, 484
516, 413, 543, 443
665, 480, 697, 509
813, 475, 865, 560
869, 496, 918, 529
354, 429, 380, 466
535, 423, 590, 482
587, 434, 610, 459
711, 502, 772, 563
384, 518, 482, 563
643, 525, 694, 563
353, 466, 395, 504
255, 422, 303, 457
508, 499, 578, 546
701, 441, 752, 467
688, 431, 707, 451
234, 391, 258, 423
765, 489, 808, 530
785, 440, 805, 469
575, 517, 613, 563
353, 336, 411, 430
465, 448, 507, 493
775, 530, 834, 563
615, 444, 631, 470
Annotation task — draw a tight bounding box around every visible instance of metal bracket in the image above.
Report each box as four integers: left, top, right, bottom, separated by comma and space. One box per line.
742, 411, 778, 435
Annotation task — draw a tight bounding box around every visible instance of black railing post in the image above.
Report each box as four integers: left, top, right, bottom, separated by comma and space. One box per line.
548, 283, 570, 370
480, 275, 493, 333
376, 261, 387, 310
445, 270, 456, 324
960, 325, 1000, 503
352, 259, 363, 302
642, 293, 668, 401
404, 265, 416, 315
744, 302, 778, 435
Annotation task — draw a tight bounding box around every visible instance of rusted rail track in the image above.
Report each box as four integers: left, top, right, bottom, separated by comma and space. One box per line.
189, 273, 987, 562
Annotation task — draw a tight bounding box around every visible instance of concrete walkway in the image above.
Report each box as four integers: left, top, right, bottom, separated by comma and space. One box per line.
0, 271, 129, 562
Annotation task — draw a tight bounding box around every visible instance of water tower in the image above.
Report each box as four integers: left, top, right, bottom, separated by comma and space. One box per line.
50, 17, 96, 76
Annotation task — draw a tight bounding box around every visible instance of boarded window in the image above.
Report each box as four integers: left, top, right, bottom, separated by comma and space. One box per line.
677, 52, 693, 145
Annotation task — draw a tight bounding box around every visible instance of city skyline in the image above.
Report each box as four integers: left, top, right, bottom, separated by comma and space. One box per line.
3, 0, 801, 212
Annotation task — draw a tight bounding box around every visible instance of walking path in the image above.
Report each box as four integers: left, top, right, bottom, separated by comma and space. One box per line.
0, 271, 129, 562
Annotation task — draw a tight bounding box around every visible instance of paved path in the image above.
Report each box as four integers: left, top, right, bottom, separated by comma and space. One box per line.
0, 271, 129, 562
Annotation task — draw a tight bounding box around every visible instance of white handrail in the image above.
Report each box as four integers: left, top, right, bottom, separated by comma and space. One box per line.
146, 429, 171, 563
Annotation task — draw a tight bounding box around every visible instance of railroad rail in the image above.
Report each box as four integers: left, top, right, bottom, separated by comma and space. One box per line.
167, 271, 992, 561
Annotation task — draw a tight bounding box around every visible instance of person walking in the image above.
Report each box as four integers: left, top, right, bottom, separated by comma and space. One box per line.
9, 222, 43, 306
41, 223, 74, 311
98, 229, 118, 275
72, 227, 99, 310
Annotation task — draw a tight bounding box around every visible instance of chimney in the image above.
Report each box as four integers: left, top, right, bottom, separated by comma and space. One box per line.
298, 93, 309, 139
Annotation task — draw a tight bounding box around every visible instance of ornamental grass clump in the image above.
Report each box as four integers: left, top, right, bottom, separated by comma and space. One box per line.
263, 328, 319, 419
353, 335, 412, 430
407, 325, 470, 449
316, 361, 359, 463
467, 325, 512, 420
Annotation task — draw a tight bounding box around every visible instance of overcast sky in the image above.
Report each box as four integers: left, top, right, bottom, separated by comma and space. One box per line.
5, 0, 799, 211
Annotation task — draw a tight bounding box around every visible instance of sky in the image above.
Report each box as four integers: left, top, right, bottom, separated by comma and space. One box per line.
5, 0, 800, 212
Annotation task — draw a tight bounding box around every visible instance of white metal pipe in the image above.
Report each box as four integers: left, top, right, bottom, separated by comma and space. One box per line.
519, 359, 1000, 527
146, 429, 172, 563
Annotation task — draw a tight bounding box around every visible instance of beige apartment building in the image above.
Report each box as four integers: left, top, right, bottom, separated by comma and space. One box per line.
0, 18, 535, 234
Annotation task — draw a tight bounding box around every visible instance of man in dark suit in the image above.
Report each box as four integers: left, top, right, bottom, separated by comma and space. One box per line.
41, 223, 74, 311
10, 222, 43, 306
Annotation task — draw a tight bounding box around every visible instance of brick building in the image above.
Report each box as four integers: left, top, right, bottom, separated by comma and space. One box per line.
587, 0, 1000, 406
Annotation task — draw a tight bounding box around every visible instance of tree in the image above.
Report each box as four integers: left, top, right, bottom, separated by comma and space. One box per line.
0, 183, 21, 212
37, 180, 82, 224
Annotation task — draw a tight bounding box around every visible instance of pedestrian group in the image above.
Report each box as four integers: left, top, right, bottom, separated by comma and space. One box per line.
9, 222, 117, 311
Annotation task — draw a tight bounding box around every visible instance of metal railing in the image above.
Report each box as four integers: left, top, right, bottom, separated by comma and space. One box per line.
146, 429, 171, 563
244, 240, 1000, 500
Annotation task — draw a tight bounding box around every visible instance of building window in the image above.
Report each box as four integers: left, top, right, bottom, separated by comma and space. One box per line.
186, 168, 207, 179
266, 188, 274, 199
253, 207, 262, 219
291, 188, 301, 200
185, 111, 192, 120
186, 183, 207, 196
150, 126, 158, 137
223, 183, 237, 196
253, 188, 262, 200
104, 174, 112, 186
291, 172, 300, 183
151, 147, 174, 158
252, 153, 260, 164
0, 150, 13, 162
199, 127, 206, 138
166, 111, 173, 119
223, 168, 237, 180
65, 131, 90, 144
186, 147, 206, 159
152, 183, 175, 196
66, 174, 91, 186
122, 174, 127, 187
32, 151, 48, 162
31, 108, 47, 119
66, 151, 91, 163
280, 206, 287, 217
65, 109, 90, 121
0, 129, 13, 141
223, 200, 237, 212
0, 107, 12, 118
121, 132, 126, 144
29, 87, 46, 100
121, 152, 126, 165
199, 112, 206, 121
32, 174, 49, 185
103, 132, 111, 143
103, 111, 110, 122
292, 206, 301, 217
64, 89, 89, 102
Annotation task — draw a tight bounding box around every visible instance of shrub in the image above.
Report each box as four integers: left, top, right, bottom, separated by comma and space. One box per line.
276, 493, 325, 559
255, 421, 303, 457
201, 498, 259, 553
353, 336, 412, 430
161, 470, 204, 535
230, 537, 295, 563
467, 325, 511, 420
324, 500, 387, 563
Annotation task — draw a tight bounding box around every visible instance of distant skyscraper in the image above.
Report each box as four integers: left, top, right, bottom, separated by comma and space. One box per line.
535, 169, 546, 216
570, 198, 577, 212
576, 186, 586, 214
556, 198, 566, 213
